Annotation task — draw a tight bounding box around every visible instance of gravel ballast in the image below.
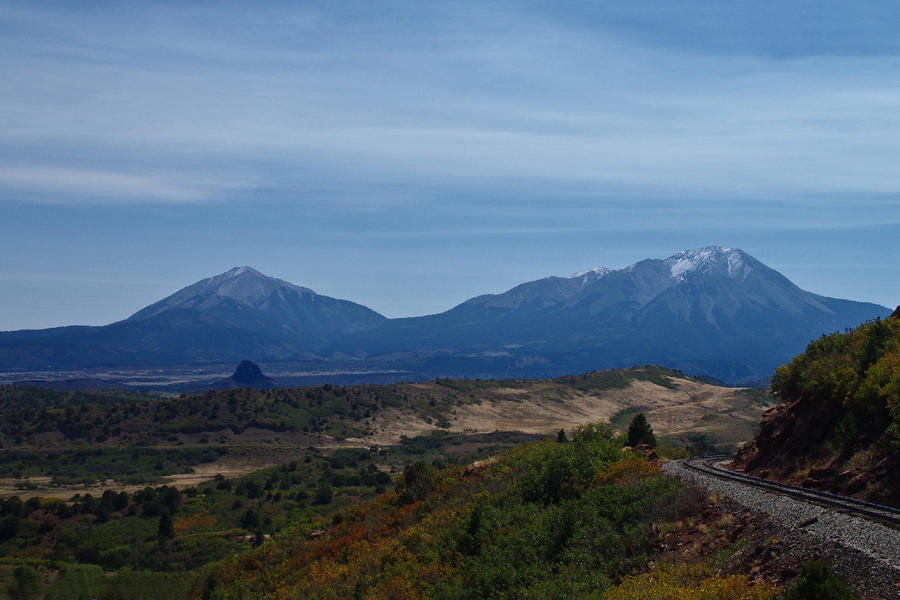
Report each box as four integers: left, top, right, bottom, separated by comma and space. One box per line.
663, 460, 900, 598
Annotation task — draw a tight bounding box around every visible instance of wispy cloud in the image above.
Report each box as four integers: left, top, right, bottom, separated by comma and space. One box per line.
3, 3, 900, 207
1, 2, 899, 327
0, 166, 214, 203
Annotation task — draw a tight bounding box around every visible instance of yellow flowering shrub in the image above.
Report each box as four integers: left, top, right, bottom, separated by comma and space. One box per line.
594, 454, 661, 487
602, 563, 778, 600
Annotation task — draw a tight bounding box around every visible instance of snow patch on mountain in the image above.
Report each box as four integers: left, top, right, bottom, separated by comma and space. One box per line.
665, 246, 751, 281
570, 266, 614, 287
570, 266, 614, 279
128, 266, 314, 320
197, 266, 313, 306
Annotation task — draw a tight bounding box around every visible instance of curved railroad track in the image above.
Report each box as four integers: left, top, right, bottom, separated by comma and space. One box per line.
679, 456, 900, 529
661, 456, 900, 579
664, 456, 900, 598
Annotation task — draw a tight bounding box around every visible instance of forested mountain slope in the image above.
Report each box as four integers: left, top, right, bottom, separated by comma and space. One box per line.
201, 428, 774, 600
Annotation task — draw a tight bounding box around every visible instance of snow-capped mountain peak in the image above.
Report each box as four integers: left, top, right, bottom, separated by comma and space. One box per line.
127, 266, 313, 320
664, 246, 753, 281
5, 249, 890, 385
570, 266, 614, 288
224, 265, 259, 279
570, 266, 614, 279
196, 266, 312, 306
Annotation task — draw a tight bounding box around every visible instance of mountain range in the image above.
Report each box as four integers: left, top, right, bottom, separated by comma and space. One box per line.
0, 247, 890, 384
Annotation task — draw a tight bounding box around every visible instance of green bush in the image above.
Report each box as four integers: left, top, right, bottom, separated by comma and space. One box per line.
45, 565, 194, 600
313, 483, 334, 505
8, 564, 41, 600
204, 426, 684, 599
771, 317, 900, 452
782, 561, 856, 600
395, 461, 436, 504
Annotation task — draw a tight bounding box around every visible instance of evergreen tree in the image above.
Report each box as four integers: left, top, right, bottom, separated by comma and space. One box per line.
253, 530, 265, 547
241, 507, 260, 528
627, 412, 656, 447
313, 484, 334, 505
456, 503, 484, 556
201, 573, 219, 600
158, 512, 174, 539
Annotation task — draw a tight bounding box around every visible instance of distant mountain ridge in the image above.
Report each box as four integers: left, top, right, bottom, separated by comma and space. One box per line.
128, 266, 316, 321
0, 248, 890, 383
336, 247, 889, 382
127, 265, 385, 343
0, 266, 385, 369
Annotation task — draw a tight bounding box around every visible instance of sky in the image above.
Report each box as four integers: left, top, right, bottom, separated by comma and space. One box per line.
2, 1, 899, 330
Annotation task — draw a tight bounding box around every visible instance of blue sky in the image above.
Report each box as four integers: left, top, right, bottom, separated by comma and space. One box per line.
2, 1, 899, 329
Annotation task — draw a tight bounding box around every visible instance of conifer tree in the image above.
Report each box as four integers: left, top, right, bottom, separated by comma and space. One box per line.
627, 412, 656, 447
158, 512, 174, 539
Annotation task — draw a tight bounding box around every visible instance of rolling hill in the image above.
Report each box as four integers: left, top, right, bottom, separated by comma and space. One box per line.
0, 366, 771, 455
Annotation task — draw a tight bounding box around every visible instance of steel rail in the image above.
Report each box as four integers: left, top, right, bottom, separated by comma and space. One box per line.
695, 457, 900, 516
679, 456, 900, 528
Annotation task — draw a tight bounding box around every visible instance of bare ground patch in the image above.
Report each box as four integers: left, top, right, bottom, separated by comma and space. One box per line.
0, 447, 307, 499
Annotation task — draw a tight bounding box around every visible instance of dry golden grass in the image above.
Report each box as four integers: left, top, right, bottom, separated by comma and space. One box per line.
353, 375, 773, 450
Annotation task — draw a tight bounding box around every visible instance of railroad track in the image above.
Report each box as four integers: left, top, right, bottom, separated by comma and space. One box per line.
679, 456, 900, 529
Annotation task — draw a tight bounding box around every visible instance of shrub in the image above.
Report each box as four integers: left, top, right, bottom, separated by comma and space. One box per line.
395, 461, 436, 504
602, 562, 777, 600
9, 565, 41, 600
782, 561, 857, 600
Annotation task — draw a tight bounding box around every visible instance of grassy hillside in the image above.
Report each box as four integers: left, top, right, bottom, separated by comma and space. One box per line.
733, 311, 900, 505
0, 418, 840, 599
199, 426, 778, 600
1, 366, 768, 451
0, 367, 771, 498
0, 430, 856, 600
